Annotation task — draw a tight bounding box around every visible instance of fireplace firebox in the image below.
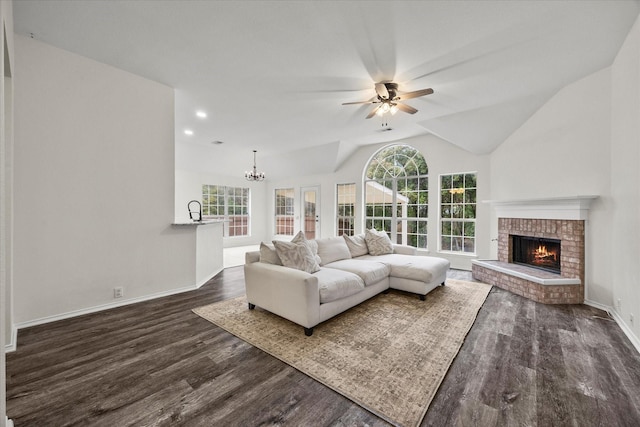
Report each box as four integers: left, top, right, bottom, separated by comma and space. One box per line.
512, 235, 561, 274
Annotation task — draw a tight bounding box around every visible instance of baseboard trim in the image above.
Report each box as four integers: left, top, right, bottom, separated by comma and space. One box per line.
583, 298, 611, 314
15, 284, 197, 330
12, 271, 220, 339
609, 309, 640, 355
584, 299, 640, 355
4, 325, 17, 353
195, 267, 223, 289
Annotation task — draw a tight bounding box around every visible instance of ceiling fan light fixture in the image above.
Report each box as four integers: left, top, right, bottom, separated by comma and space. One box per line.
376, 102, 391, 117
342, 82, 433, 119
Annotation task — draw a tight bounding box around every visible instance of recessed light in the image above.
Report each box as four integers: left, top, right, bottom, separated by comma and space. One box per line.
184, 129, 194, 136
196, 111, 207, 118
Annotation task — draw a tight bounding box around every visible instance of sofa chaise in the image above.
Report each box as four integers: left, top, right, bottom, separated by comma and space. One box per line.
244, 230, 450, 336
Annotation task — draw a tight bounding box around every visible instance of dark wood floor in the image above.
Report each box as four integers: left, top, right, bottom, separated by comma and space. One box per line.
6, 267, 640, 426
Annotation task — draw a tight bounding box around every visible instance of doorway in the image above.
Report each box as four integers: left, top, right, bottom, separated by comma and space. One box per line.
301, 186, 320, 240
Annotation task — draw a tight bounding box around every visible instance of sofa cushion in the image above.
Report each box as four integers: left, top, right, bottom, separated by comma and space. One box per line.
391, 244, 417, 256
272, 240, 320, 273
365, 229, 394, 256
314, 268, 365, 304
324, 259, 390, 286
359, 254, 449, 283
316, 237, 352, 266
259, 242, 282, 265
343, 233, 369, 257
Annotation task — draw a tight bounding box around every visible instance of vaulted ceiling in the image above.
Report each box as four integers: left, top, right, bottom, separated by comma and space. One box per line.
13, 1, 640, 177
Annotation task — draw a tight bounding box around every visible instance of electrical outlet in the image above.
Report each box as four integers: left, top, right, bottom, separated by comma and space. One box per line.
114, 287, 124, 299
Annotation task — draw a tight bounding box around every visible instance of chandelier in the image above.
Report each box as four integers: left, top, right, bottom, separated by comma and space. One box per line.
245, 150, 265, 181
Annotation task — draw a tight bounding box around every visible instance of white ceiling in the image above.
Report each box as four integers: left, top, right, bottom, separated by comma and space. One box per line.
13, 0, 640, 177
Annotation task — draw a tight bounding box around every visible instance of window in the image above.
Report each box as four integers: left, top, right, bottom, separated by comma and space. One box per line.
202, 185, 250, 237
336, 183, 356, 236
440, 173, 476, 253
364, 145, 428, 249
275, 188, 295, 236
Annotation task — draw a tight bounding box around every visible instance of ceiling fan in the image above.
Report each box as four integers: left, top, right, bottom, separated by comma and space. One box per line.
342, 82, 434, 119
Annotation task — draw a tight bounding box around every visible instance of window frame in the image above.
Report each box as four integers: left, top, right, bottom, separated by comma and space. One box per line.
274, 187, 295, 236
439, 172, 477, 255
336, 183, 356, 236
202, 184, 250, 237
364, 145, 429, 249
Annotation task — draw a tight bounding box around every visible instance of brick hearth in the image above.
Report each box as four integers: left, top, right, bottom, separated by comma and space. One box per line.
472, 218, 585, 304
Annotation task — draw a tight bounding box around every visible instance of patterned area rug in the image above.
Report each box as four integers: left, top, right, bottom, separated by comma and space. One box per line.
193, 279, 492, 427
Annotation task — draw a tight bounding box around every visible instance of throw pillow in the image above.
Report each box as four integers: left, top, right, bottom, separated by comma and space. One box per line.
343, 233, 369, 257
316, 237, 352, 266
291, 231, 321, 264
259, 242, 282, 265
365, 228, 394, 256
272, 240, 321, 273
291, 230, 306, 243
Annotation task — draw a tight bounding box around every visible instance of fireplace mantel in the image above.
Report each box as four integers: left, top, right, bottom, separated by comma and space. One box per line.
483, 195, 598, 220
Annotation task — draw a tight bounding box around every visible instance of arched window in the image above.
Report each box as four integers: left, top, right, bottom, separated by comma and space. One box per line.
364, 145, 428, 249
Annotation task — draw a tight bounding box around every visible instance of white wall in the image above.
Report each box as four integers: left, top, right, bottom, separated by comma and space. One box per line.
611, 14, 640, 341
175, 132, 492, 270
1, 1, 14, 425
490, 67, 613, 306
264, 133, 492, 270
160, 13, 639, 349
12, 35, 199, 324
488, 13, 640, 347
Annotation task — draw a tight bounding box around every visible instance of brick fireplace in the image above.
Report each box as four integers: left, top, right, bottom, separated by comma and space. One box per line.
472, 196, 596, 304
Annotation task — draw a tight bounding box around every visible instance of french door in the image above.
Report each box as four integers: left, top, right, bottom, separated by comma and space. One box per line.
301, 186, 320, 240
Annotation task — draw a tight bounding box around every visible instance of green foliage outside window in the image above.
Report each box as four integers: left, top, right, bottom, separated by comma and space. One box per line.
440, 173, 476, 253
364, 145, 428, 249
202, 185, 250, 237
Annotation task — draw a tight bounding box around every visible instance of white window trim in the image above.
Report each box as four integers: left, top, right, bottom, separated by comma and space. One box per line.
438, 171, 477, 255
202, 184, 251, 238
274, 187, 295, 237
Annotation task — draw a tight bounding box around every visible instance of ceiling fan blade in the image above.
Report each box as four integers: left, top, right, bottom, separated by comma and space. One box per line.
342, 100, 377, 105
394, 88, 434, 101
366, 105, 380, 119
375, 83, 389, 99
396, 103, 418, 114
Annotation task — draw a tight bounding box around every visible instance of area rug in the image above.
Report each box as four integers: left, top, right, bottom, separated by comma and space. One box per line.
193, 279, 492, 427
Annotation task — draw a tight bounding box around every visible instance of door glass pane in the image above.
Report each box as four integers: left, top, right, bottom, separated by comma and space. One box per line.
304, 190, 316, 239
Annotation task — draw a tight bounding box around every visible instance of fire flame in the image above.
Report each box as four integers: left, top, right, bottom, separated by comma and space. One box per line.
533, 245, 556, 261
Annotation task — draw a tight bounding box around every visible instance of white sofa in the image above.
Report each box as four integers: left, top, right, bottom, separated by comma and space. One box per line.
244, 231, 450, 336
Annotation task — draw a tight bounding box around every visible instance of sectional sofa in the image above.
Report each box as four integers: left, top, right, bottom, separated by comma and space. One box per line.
244, 230, 450, 336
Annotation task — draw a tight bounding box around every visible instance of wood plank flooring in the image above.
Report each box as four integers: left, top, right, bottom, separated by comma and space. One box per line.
6, 267, 640, 426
